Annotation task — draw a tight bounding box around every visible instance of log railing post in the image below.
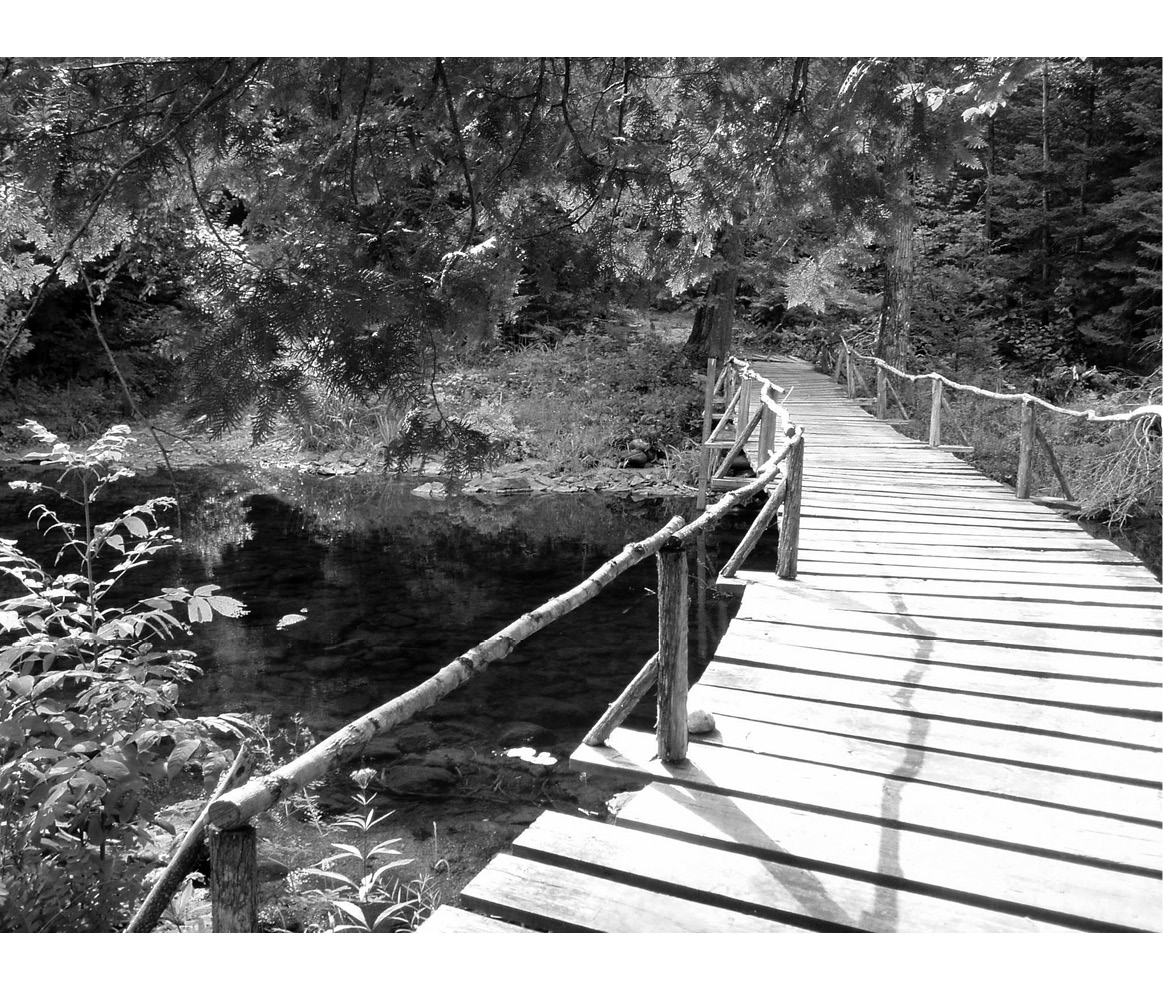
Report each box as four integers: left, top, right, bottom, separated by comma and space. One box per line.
209, 825, 258, 933
697, 357, 717, 510
776, 432, 804, 580
845, 346, 855, 400
1016, 400, 1036, 499
831, 346, 844, 384
757, 391, 775, 468
737, 376, 752, 436
655, 543, 689, 763
876, 364, 888, 420
929, 378, 943, 447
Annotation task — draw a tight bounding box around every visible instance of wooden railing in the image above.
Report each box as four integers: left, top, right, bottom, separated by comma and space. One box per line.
134, 358, 802, 932
825, 338, 1163, 501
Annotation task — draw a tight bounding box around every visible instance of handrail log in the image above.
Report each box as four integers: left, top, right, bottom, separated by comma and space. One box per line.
1034, 422, 1075, 501
719, 479, 788, 579
583, 651, 659, 746
712, 394, 766, 480
841, 338, 1163, 424
669, 434, 799, 547
209, 514, 687, 830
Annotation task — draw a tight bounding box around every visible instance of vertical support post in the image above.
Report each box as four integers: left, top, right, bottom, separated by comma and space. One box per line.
831, 346, 844, 383
876, 364, 888, 420
757, 389, 775, 469
737, 376, 752, 436
209, 824, 257, 933
1016, 400, 1036, 499
695, 532, 709, 665
928, 378, 943, 447
845, 347, 855, 400
697, 357, 717, 511
656, 543, 689, 764
776, 432, 804, 580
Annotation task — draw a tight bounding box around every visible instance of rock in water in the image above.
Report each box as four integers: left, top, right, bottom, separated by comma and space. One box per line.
687, 708, 716, 734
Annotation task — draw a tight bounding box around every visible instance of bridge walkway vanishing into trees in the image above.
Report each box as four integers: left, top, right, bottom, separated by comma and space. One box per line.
426, 356, 1163, 934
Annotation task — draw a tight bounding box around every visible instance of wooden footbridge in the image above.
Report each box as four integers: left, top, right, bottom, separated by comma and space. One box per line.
425, 355, 1163, 935
155, 349, 1161, 935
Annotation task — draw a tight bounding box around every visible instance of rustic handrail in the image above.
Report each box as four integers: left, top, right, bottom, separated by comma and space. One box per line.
202, 355, 802, 930
837, 339, 1163, 424
830, 338, 1159, 502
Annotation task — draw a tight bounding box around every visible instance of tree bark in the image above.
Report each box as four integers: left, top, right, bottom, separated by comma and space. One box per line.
209, 825, 257, 933
877, 86, 921, 370
1041, 59, 1051, 318
878, 156, 915, 369
683, 226, 743, 365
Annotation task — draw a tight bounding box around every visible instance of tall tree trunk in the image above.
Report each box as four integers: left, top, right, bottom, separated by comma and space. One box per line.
683, 226, 743, 364
983, 118, 995, 252
1041, 59, 1051, 321
878, 128, 915, 369
1077, 60, 1096, 253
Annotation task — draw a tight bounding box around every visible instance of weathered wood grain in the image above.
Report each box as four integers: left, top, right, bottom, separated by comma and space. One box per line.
614, 788, 1160, 931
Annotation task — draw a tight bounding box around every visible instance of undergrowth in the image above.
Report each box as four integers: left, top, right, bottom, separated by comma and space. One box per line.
270, 320, 703, 477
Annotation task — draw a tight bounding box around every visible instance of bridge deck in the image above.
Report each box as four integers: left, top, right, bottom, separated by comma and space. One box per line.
426, 358, 1163, 933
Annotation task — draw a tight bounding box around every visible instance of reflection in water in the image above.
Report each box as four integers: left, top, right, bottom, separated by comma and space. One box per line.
1, 468, 745, 761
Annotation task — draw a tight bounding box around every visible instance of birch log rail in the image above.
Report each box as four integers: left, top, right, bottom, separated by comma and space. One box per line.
190, 360, 802, 931
434, 354, 1162, 935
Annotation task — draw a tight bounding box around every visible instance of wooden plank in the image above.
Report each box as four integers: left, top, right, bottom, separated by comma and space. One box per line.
803, 478, 1027, 495
796, 541, 1142, 565
692, 711, 1163, 824
713, 631, 1162, 714
792, 553, 1161, 588
774, 572, 1162, 608
802, 486, 1083, 513
718, 617, 1162, 686
614, 787, 1161, 932
690, 682, 1162, 785
801, 504, 1083, 531
572, 728, 1162, 873
735, 594, 1163, 660
459, 852, 804, 933
417, 905, 532, 933
798, 527, 1119, 551
735, 581, 1163, 634
698, 662, 1161, 749
513, 811, 1087, 933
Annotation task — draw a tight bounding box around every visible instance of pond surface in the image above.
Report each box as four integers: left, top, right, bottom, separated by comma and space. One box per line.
0, 464, 753, 811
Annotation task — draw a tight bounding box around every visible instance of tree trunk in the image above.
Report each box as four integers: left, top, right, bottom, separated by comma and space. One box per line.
876, 70, 921, 372
683, 227, 743, 365
878, 158, 915, 369
1041, 59, 1051, 320
984, 118, 995, 252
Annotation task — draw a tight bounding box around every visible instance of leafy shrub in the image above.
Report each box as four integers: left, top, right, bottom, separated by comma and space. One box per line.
285, 768, 436, 933
0, 421, 247, 931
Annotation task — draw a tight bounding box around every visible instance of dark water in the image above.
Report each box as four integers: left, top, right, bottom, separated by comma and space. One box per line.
0, 466, 748, 780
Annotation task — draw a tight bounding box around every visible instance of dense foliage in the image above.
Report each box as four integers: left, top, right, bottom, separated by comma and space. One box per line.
0, 56, 1158, 468
0, 423, 247, 930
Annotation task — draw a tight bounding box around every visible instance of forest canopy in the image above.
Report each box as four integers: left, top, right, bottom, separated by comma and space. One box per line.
0, 56, 1159, 438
